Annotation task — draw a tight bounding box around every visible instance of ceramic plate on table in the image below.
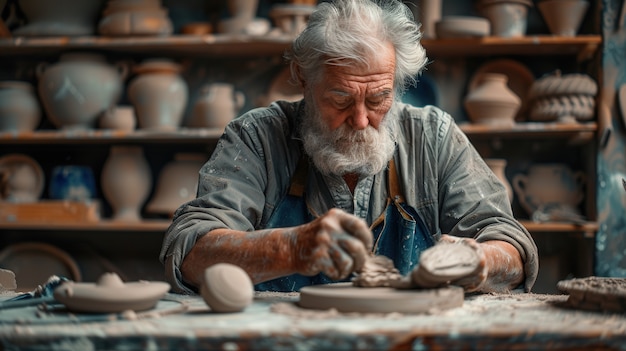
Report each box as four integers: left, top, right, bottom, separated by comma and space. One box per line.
0, 242, 81, 292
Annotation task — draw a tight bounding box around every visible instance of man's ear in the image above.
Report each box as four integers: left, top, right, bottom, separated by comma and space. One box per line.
292, 64, 306, 89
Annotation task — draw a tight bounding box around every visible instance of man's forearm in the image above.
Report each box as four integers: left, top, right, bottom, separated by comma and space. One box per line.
480, 240, 525, 292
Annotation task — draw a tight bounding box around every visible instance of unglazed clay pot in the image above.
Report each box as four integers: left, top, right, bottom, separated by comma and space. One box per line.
188, 83, 245, 130
485, 158, 513, 203
512, 163, 586, 216
0, 153, 44, 203
12, 0, 105, 36
98, 105, 137, 131
37, 53, 127, 130
145, 153, 206, 218
464, 73, 521, 126
98, 0, 173, 37
217, 0, 259, 34
128, 59, 188, 131
477, 0, 532, 37
0, 81, 41, 132
101, 146, 152, 221
538, 0, 589, 37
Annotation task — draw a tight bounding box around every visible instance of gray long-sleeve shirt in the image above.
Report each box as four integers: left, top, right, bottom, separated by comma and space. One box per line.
160, 100, 539, 294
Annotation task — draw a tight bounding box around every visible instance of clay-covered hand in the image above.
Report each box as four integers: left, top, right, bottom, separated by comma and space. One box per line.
411, 235, 488, 292
290, 208, 373, 280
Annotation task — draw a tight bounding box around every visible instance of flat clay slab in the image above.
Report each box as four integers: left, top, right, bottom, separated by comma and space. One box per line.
557, 276, 626, 313
298, 282, 464, 313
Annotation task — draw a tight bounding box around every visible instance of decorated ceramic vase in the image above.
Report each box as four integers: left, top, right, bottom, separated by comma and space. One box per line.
37, 53, 127, 130
512, 163, 586, 216
464, 73, 521, 127
0, 81, 41, 132
101, 146, 152, 221
188, 83, 245, 130
128, 59, 188, 131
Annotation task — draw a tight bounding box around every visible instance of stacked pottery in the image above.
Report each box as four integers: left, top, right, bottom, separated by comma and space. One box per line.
12, 0, 105, 36
145, 153, 206, 218
476, 0, 533, 37
188, 83, 245, 131
127, 59, 188, 131
0, 81, 41, 132
100, 146, 152, 222
527, 71, 597, 123
36, 53, 127, 130
464, 73, 521, 127
98, 0, 173, 36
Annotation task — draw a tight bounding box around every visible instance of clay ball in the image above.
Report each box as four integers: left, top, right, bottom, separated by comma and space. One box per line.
200, 263, 254, 313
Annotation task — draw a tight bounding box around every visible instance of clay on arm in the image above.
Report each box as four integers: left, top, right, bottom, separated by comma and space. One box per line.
181, 227, 296, 288
479, 240, 524, 292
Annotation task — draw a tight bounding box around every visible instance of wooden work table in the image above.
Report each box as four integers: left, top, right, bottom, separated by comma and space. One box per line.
0, 290, 624, 350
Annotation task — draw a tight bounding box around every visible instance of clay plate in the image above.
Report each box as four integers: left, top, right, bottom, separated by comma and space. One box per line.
54, 273, 170, 313
298, 282, 464, 313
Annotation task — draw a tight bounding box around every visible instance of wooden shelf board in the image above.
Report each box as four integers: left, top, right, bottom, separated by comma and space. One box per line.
520, 220, 598, 237
459, 122, 597, 139
0, 219, 170, 232
0, 128, 224, 144
0, 34, 601, 59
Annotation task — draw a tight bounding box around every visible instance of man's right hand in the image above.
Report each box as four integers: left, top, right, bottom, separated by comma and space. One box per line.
289, 208, 373, 280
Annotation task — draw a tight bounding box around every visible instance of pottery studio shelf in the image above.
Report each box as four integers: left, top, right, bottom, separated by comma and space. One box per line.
0, 128, 224, 144
459, 122, 598, 142
0, 34, 602, 60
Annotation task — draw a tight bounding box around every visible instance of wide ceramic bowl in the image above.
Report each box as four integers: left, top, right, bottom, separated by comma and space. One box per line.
434, 16, 490, 39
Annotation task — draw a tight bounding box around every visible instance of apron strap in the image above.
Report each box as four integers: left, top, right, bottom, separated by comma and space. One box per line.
288, 155, 309, 197
388, 157, 405, 203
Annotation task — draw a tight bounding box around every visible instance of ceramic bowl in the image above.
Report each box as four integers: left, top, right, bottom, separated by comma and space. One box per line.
434, 16, 490, 39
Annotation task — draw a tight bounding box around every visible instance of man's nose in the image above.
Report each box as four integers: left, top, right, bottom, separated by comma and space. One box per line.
349, 102, 370, 130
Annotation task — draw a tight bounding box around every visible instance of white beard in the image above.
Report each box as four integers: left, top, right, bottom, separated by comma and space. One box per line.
301, 98, 398, 177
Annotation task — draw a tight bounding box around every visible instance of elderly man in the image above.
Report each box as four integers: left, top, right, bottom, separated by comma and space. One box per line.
160, 0, 538, 294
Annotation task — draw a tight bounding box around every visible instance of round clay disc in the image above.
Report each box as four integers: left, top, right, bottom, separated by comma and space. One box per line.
53, 273, 170, 313
298, 282, 464, 313
412, 241, 481, 287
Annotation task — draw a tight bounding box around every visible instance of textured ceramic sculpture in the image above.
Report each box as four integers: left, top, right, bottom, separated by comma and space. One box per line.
485, 158, 513, 203
12, 0, 105, 36
464, 73, 521, 126
527, 71, 597, 123
538, 0, 589, 37
476, 0, 532, 37
0, 81, 41, 132
101, 146, 152, 221
145, 153, 206, 217
189, 83, 245, 130
37, 53, 127, 130
512, 163, 586, 217
128, 59, 188, 131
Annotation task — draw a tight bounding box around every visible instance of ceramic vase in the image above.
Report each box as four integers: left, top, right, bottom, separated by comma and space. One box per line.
145, 153, 206, 217
537, 0, 589, 37
128, 59, 188, 131
37, 53, 127, 130
484, 158, 513, 203
101, 146, 152, 222
0, 81, 41, 132
464, 73, 521, 127
407, 0, 442, 39
189, 83, 245, 130
98, 0, 173, 36
477, 0, 533, 37
512, 163, 586, 216
13, 0, 105, 36
0, 154, 44, 203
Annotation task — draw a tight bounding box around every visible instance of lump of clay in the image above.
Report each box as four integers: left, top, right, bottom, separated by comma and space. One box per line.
201, 263, 254, 313
352, 255, 403, 287
411, 241, 481, 288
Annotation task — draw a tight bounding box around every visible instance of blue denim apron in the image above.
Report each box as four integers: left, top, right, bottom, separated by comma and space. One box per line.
254, 157, 434, 292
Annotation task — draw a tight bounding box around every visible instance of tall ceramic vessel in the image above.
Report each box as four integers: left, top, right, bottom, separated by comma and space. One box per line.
485, 158, 513, 203
128, 59, 188, 131
37, 53, 127, 130
0, 81, 41, 132
101, 146, 152, 222
189, 83, 245, 130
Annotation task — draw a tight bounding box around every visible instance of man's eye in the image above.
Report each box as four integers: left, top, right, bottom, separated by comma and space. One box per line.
367, 97, 385, 107
333, 98, 351, 109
